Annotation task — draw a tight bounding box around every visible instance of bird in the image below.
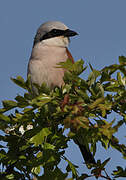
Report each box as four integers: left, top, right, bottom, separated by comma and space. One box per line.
27, 21, 95, 164
27, 21, 76, 92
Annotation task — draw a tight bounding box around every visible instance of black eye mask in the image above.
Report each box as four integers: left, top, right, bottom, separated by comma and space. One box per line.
40, 29, 78, 41
33, 28, 78, 46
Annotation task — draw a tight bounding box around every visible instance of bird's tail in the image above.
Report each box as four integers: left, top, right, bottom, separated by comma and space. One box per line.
74, 138, 96, 164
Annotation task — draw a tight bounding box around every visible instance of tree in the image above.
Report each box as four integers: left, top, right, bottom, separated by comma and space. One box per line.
0, 56, 126, 179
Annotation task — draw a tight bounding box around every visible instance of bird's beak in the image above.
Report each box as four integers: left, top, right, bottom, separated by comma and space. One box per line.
64, 29, 78, 37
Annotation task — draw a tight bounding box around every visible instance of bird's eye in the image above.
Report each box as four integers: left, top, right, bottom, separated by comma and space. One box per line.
52, 29, 57, 33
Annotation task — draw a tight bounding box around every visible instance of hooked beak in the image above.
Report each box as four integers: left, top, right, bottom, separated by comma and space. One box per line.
64, 29, 78, 37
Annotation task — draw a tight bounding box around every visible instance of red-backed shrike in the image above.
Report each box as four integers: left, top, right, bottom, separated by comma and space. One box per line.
27, 21, 95, 164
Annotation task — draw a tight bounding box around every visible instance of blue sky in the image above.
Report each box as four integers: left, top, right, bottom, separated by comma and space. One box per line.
0, 0, 126, 179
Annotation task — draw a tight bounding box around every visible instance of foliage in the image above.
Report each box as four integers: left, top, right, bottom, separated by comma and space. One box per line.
0, 56, 126, 179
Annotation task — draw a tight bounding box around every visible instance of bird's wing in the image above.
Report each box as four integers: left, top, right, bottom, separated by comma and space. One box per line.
66, 48, 74, 64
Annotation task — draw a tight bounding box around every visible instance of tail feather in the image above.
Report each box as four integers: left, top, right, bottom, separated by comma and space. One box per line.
75, 139, 96, 164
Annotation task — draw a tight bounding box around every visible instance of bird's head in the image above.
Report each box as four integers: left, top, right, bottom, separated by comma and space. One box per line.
33, 21, 78, 47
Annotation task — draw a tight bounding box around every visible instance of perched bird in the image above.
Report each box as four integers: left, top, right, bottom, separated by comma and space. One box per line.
27, 21, 76, 92
27, 21, 95, 164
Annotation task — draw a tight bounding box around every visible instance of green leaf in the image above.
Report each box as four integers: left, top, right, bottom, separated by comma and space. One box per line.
6, 174, 15, 179
112, 166, 126, 178
72, 59, 86, 75
57, 58, 74, 70
29, 128, 51, 146
0, 113, 10, 122
100, 71, 111, 82
58, 59, 86, 75
11, 76, 27, 89
89, 97, 104, 109
88, 68, 101, 86
2, 100, 17, 111
43, 142, 55, 150
65, 157, 78, 177
30, 94, 52, 107
0, 149, 6, 159
19, 155, 27, 160
117, 72, 126, 86
31, 165, 41, 175
53, 167, 68, 180
101, 64, 122, 75
119, 56, 126, 65
15, 95, 29, 108
99, 120, 116, 139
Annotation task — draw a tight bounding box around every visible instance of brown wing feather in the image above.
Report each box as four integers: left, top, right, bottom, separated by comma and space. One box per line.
66, 48, 74, 64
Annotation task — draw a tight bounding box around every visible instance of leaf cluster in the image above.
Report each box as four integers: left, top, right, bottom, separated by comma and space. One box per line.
0, 56, 126, 179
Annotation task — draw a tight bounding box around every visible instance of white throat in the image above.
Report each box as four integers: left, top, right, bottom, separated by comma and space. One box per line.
40, 36, 69, 47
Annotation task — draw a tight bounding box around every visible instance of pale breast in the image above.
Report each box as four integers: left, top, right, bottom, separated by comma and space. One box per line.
28, 44, 68, 90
